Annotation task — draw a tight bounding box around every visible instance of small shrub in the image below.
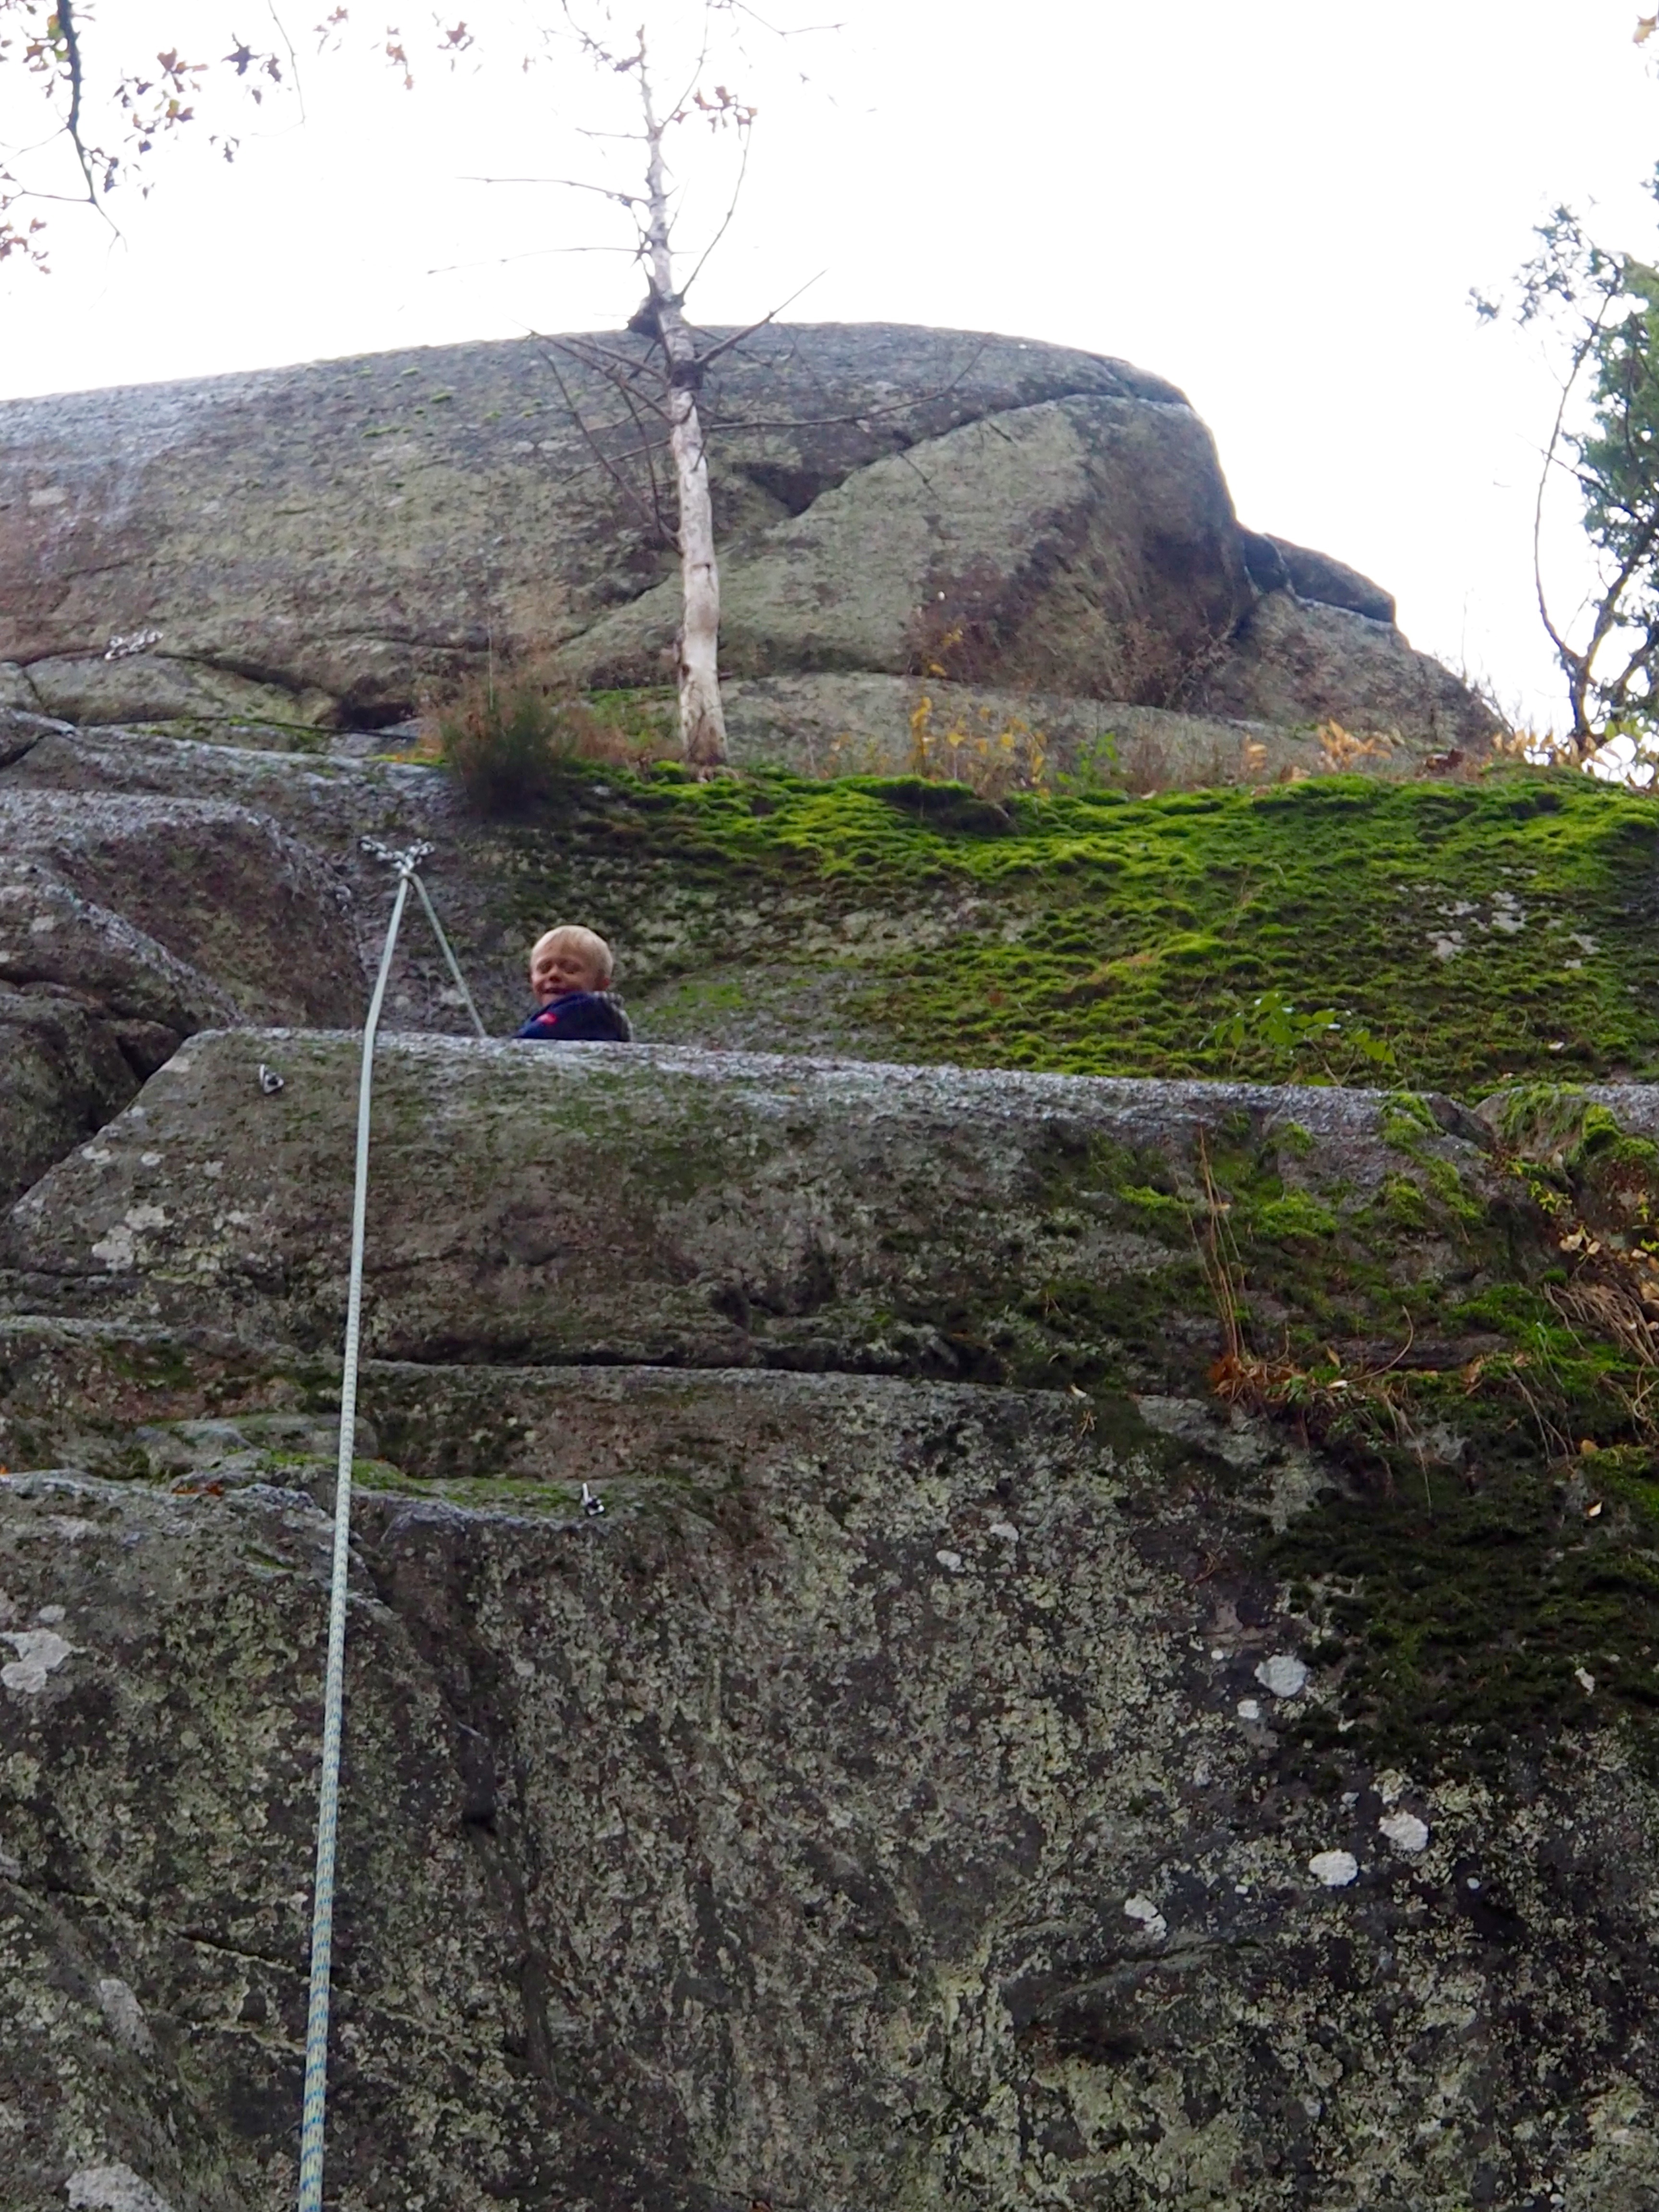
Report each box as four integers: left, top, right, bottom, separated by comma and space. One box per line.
902, 691, 1054, 800
1206, 986, 1397, 1083
433, 662, 659, 814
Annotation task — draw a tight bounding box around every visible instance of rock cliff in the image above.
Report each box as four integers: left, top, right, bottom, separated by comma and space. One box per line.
0, 325, 1497, 762
3, 702, 1659, 2209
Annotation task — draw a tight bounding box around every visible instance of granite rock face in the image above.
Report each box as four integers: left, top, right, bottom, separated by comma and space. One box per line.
0, 323, 1493, 750
1241, 534, 1397, 625
0, 784, 363, 1201
0, 1031, 1492, 1365
0, 986, 135, 1204
1190, 591, 1499, 749
554, 395, 1256, 706
0, 792, 364, 1027
5, 1383, 1658, 2212
0, 327, 1178, 722
4, 1034, 1659, 2212
4, 716, 1659, 2210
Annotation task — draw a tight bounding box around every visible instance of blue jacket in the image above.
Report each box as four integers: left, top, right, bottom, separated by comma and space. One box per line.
516, 990, 633, 1043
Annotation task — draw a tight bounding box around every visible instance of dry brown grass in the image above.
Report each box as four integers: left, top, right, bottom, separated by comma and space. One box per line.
425, 660, 663, 813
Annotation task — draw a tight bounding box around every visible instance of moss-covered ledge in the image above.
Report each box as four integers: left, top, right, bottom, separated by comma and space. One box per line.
1, 1031, 1511, 1372
464, 762, 1659, 1092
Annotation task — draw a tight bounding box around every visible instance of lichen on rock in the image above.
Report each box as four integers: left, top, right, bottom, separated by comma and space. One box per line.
0, 631, 1657, 2201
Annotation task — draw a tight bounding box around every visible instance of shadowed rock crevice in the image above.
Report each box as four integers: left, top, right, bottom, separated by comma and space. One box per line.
0, 781, 367, 1202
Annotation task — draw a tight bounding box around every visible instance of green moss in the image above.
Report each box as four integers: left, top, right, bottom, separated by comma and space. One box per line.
1421, 1155, 1487, 1226
1267, 1456, 1659, 1774
1114, 1182, 1193, 1230
1202, 1083, 1659, 1778
1379, 1173, 1431, 1230
1381, 1093, 1442, 1146
482, 761, 1659, 1096
1253, 1192, 1339, 1242
584, 685, 679, 749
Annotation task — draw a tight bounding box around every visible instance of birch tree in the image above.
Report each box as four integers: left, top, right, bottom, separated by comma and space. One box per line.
630, 38, 733, 770
508, 8, 771, 770
459, 0, 827, 770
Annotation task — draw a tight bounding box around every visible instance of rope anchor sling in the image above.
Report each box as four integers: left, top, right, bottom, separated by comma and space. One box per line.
296, 838, 485, 2212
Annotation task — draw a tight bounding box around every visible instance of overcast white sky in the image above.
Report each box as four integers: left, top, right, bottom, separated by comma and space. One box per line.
2, 0, 1656, 733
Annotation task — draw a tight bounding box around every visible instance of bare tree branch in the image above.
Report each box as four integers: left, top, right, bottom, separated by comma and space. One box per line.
459, 172, 643, 206
692, 271, 826, 369
677, 124, 752, 299
55, 0, 96, 204
531, 334, 679, 549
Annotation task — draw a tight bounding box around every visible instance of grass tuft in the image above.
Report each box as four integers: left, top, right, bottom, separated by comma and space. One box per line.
434, 663, 663, 814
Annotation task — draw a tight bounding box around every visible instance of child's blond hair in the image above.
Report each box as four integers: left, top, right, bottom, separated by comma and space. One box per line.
529, 924, 614, 987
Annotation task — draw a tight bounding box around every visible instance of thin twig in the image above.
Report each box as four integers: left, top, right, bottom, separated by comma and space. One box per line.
532, 340, 674, 547
693, 271, 828, 369
678, 127, 752, 298
460, 172, 643, 206
56, 0, 96, 204
267, 3, 306, 124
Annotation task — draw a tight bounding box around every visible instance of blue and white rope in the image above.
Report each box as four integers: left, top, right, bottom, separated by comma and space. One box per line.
297, 841, 482, 2212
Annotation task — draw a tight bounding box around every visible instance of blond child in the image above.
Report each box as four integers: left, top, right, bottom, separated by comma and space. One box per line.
515, 925, 632, 1042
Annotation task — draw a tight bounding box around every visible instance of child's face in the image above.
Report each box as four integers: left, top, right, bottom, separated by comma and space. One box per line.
531, 938, 604, 1003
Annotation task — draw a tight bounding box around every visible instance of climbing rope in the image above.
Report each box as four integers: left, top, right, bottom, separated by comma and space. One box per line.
296, 837, 484, 2212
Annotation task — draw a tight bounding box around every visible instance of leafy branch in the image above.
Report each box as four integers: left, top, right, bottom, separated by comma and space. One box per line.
1479, 185, 1659, 745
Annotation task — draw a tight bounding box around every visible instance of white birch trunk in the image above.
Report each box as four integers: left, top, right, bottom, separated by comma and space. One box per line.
640, 60, 728, 770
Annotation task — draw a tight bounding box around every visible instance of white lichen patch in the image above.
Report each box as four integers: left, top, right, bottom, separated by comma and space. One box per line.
1260, 1451, 1334, 1530
1123, 1894, 1167, 1938
1379, 1810, 1431, 1854
1255, 1653, 1309, 1699
1488, 891, 1526, 934
1428, 890, 1527, 956
91, 1203, 169, 1271
1, 1627, 73, 1693
1308, 1849, 1359, 1888
66, 2163, 178, 2212
96, 1976, 154, 2056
